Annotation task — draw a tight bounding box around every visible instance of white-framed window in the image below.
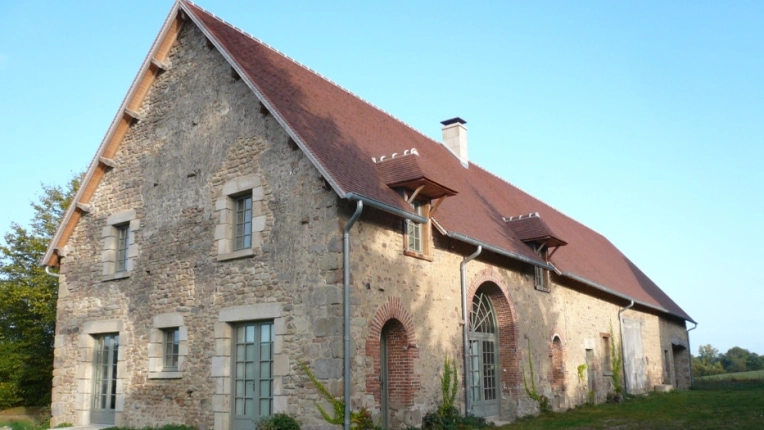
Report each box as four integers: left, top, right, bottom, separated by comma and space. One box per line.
102, 210, 139, 281
404, 201, 431, 260
215, 174, 266, 261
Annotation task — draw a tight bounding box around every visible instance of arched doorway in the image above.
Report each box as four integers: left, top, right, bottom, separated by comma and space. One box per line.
366, 297, 419, 429
469, 290, 500, 417
380, 319, 408, 429
550, 335, 565, 409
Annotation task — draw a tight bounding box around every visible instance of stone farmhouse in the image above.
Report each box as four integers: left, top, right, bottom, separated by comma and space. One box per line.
43, 2, 696, 429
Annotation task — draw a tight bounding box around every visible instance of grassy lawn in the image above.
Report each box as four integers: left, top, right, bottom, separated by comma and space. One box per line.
501, 380, 764, 430
0, 406, 51, 430
698, 370, 764, 381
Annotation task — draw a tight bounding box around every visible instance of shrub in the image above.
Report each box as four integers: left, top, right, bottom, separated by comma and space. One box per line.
258, 413, 301, 430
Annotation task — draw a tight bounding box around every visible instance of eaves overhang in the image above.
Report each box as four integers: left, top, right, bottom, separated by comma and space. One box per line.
41, 1, 184, 267
562, 272, 696, 323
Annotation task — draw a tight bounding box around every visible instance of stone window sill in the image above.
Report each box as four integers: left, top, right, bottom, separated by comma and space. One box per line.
147, 371, 183, 380
101, 271, 131, 282
217, 248, 254, 262
603, 371, 613, 376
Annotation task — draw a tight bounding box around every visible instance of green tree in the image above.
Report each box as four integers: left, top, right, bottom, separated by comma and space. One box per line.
0, 176, 79, 407
721, 347, 751, 373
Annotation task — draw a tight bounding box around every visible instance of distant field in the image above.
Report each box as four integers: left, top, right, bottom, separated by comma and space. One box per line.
501, 380, 764, 430
697, 370, 764, 381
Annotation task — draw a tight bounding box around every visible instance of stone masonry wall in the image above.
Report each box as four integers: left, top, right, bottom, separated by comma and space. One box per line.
52, 22, 347, 429
346, 207, 691, 423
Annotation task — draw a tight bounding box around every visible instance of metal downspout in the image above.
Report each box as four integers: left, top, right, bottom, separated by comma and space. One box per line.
618, 300, 634, 395
45, 266, 60, 278
343, 200, 363, 430
686, 322, 698, 387
460, 246, 482, 416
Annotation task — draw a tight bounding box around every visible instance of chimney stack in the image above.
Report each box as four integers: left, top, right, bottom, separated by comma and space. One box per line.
441, 117, 468, 165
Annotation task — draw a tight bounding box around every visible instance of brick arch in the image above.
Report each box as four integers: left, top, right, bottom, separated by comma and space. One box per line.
468, 267, 521, 395
548, 331, 567, 392
365, 297, 419, 409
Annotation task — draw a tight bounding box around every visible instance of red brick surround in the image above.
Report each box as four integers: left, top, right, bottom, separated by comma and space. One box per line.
467, 267, 521, 395
366, 297, 420, 408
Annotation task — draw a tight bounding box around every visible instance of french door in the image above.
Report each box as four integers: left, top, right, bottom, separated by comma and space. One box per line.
91, 334, 119, 425
469, 292, 499, 417
232, 321, 274, 430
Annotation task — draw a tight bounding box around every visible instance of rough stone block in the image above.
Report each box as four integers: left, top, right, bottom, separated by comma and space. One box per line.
313, 317, 342, 337
312, 358, 342, 379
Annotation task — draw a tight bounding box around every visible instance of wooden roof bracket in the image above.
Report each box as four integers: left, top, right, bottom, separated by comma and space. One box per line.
548, 244, 561, 260
407, 184, 425, 204
429, 196, 445, 217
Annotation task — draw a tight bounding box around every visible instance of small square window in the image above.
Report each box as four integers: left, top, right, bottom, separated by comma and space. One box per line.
163, 328, 180, 371
234, 195, 253, 250
115, 224, 130, 273
404, 201, 431, 260
406, 203, 423, 254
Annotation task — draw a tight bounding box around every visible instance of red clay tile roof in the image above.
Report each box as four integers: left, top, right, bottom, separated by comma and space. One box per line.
182, 2, 692, 322
376, 153, 458, 199
505, 214, 567, 247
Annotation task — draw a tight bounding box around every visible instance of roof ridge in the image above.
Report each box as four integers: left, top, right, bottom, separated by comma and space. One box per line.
183, 0, 446, 150
468, 159, 610, 242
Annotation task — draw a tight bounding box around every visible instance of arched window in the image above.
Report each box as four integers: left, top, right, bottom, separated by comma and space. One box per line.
469, 291, 499, 416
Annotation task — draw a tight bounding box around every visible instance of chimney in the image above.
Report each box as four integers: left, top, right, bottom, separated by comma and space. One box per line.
441, 117, 468, 165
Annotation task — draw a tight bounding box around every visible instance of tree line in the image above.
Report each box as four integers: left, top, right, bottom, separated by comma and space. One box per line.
0, 177, 78, 408
693, 344, 764, 377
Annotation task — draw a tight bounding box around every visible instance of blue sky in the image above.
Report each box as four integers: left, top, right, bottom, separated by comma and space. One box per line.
1, 1, 762, 355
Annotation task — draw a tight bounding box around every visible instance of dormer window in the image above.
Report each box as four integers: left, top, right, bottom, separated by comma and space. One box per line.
530, 244, 550, 292
403, 200, 432, 260
504, 212, 567, 293
406, 202, 424, 254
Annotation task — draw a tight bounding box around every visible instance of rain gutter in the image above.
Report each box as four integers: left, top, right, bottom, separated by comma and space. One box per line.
342, 200, 363, 430
345, 193, 427, 223
460, 246, 482, 416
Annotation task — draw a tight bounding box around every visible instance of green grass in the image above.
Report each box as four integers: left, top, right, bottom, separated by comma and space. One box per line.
501, 380, 764, 430
698, 370, 764, 381
0, 406, 50, 430
0, 421, 49, 430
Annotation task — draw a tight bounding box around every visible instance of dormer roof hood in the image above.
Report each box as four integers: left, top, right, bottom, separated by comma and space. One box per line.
375, 150, 458, 199
504, 212, 568, 248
